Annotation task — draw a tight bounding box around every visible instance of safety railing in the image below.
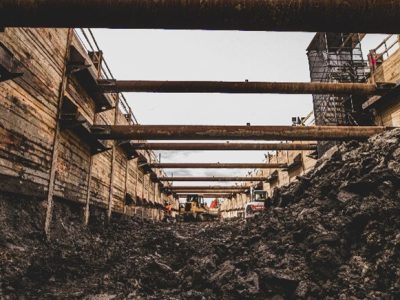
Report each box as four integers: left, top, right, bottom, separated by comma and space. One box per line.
374, 34, 399, 61
76, 28, 139, 126
75, 28, 163, 168
368, 34, 400, 71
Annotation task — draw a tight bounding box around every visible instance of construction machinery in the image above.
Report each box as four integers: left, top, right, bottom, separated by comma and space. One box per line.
252, 190, 268, 202
244, 190, 268, 219
178, 194, 220, 221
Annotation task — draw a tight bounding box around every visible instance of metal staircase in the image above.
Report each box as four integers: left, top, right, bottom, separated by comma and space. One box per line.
307, 33, 369, 126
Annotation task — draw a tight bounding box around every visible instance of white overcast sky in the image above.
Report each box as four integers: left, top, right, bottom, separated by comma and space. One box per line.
92, 30, 386, 188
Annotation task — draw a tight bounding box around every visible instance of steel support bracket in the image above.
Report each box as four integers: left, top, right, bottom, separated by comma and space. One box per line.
283, 153, 303, 172
375, 81, 398, 92
0, 42, 23, 82
90, 125, 111, 135
67, 45, 92, 75
306, 151, 318, 160
267, 170, 279, 183
88, 50, 103, 76
97, 79, 117, 92
128, 153, 140, 160
363, 82, 400, 110
67, 63, 91, 75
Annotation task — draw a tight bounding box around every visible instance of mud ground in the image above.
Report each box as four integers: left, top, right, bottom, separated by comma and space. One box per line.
1, 129, 400, 299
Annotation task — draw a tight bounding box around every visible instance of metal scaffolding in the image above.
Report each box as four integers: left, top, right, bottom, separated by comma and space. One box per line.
307, 33, 369, 127
307, 33, 371, 155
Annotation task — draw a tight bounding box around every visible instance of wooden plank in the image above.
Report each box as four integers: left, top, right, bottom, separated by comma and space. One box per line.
54, 129, 91, 203
122, 158, 129, 214
83, 152, 95, 225
65, 76, 96, 122
127, 159, 137, 200
0, 27, 167, 222
0, 83, 57, 138
1, 29, 64, 112
0, 28, 69, 201
107, 97, 119, 220
372, 47, 400, 127
90, 176, 110, 205
0, 173, 47, 197
44, 28, 73, 236
380, 101, 400, 126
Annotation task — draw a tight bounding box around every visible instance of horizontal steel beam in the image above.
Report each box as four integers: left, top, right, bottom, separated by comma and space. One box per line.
1, 1, 399, 33
177, 194, 237, 198
160, 177, 267, 181
178, 196, 231, 198
150, 163, 286, 169
131, 142, 317, 151
91, 125, 389, 141
99, 81, 380, 95
174, 190, 246, 193
175, 190, 246, 194
172, 186, 247, 190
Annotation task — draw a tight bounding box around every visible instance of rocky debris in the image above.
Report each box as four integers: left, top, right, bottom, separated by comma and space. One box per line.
1, 129, 400, 299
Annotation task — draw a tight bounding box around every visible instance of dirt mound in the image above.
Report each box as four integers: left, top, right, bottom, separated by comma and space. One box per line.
1, 129, 400, 299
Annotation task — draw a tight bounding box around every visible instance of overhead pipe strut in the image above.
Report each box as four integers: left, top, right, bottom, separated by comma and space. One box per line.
131, 142, 317, 151
91, 125, 390, 141
172, 190, 247, 194
1, 0, 399, 33
160, 177, 268, 181
171, 185, 249, 191
149, 163, 286, 169
177, 194, 237, 198
98, 80, 385, 95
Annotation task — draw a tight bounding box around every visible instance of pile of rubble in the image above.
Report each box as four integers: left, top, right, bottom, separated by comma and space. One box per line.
1, 129, 399, 299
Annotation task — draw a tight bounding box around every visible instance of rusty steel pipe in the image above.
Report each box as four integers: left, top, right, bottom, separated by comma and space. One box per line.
174, 190, 247, 194
174, 188, 246, 190
91, 125, 389, 141
160, 177, 268, 181
131, 142, 317, 151
173, 188, 246, 190
149, 163, 286, 169
177, 193, 239, 195
171, 185, 248, 190
99, 81, 380, 95
177, 194, 237, 198
1, 1, 399, 33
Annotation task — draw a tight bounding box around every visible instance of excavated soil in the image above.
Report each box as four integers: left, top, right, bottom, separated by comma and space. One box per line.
1, 129, 400, 299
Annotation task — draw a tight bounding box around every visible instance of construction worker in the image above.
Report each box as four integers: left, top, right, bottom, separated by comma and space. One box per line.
164, 201, 172, 215
210, 198, 219, 209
